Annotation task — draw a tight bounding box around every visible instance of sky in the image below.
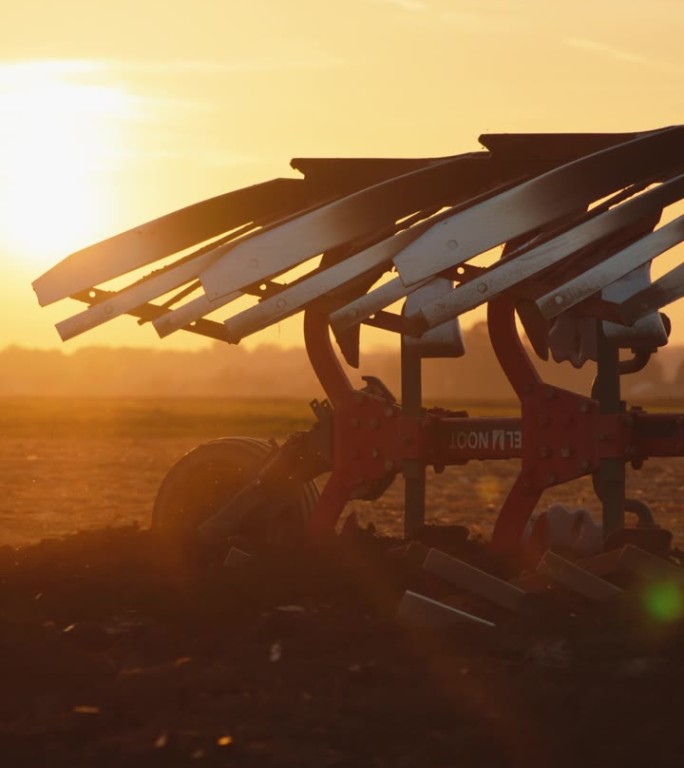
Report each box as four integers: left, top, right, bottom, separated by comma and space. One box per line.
1, 0, 683, 352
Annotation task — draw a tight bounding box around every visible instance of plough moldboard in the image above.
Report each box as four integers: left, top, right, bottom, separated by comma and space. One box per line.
34, 126, 684, 630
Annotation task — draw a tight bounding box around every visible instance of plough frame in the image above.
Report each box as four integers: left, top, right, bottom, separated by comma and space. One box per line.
32, 126, 684, 558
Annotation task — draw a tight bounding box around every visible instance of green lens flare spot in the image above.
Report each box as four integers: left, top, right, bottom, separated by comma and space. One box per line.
643, 582, 684, 623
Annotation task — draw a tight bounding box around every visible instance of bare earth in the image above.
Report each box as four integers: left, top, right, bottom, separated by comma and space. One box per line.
2, 398, 684, 767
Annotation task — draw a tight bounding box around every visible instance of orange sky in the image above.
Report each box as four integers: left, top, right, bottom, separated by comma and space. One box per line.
1, 0, 683, 351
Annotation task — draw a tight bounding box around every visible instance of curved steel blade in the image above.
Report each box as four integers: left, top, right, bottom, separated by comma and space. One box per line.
393, 127, 684, 287
198, 153, 525, 301
536, 214, 684, 320
32, 178, 308, 306
410, 173, 684, 333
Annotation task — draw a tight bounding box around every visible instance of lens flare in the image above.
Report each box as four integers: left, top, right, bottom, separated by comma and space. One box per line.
642, 582, 684, 623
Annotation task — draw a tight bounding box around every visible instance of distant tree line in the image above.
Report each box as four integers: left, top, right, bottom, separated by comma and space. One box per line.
1, 322, 682, 401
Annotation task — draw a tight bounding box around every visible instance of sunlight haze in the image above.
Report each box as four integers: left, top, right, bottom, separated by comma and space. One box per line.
2, 0, 683, 350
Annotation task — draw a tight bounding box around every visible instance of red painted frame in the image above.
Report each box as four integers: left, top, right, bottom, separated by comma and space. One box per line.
303, 303, 684, 552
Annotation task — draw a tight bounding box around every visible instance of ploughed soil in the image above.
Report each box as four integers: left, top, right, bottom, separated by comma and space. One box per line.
2, 524, 684, 768
3, 398, 684, 766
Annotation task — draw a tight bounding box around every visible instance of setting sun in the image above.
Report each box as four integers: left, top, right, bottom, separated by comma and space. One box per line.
0, 61, 132, 268
2, 0, 684, 349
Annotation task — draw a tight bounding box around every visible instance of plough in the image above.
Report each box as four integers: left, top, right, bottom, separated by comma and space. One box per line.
33, 126, 684, 577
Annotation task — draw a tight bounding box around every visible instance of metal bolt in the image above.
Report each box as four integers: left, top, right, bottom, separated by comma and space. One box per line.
447, 239, 459, 251
477, 282, 488, 294
580, 459, 590, 471
384, 459, 395, 472
580, 402, 591, 413
371, 448, 379, 459
560, 446, 572, 458
276, 298, 287, 309
384, 407, 394, 418
554, 294, 564, 306
249, 258, 259, 269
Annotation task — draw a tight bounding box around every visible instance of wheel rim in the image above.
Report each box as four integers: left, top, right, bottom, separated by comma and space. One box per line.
152, 437, 318, 559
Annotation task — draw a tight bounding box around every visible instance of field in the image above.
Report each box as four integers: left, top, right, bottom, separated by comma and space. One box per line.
2, 397, 684, 767
0, 397, 322, 547
4, 397, 684, 548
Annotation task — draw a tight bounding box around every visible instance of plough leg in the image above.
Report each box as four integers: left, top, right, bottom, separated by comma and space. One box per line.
488, 296, 543, 552
304, 309, 355, 535
401, 343, 425, 538
592, 326, 626, 537
491, 475, 544, 554
308, 472, 352, 537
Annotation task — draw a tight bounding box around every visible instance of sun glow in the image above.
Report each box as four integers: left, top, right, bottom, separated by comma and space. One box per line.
0, 61, 134, 269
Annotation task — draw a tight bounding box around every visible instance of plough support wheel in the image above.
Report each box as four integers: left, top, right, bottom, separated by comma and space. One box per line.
152, 437, 319, 560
